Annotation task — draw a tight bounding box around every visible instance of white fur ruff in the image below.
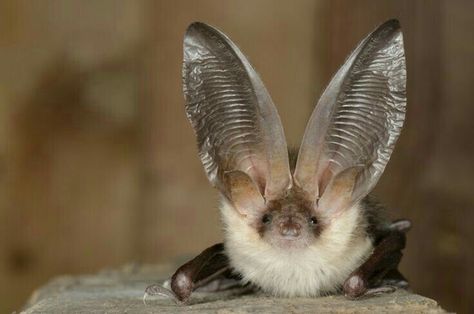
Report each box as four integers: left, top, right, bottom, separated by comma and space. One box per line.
220, 199, 373, 297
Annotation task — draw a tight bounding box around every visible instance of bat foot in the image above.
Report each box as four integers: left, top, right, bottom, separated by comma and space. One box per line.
382, 277, 409, 289
143, 283, 185, 305
346, 285, 397, 300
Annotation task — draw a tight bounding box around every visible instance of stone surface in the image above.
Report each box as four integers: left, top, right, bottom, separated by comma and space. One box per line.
22, 264, 447, 314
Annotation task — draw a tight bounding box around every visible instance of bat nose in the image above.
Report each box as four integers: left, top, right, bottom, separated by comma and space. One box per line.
279, 220, 301, 237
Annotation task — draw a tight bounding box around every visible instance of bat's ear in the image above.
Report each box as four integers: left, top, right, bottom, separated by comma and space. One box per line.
224, 171, 265, 217
317, 167, 361, 217
183, 22, 291, 212
294, 19, 406, 213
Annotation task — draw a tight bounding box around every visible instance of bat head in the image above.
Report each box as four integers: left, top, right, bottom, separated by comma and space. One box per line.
182, 20, 406, 250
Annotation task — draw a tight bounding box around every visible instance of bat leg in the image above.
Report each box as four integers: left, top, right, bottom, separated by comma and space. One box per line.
343, 220, 410, 299
144, 243, 239, 304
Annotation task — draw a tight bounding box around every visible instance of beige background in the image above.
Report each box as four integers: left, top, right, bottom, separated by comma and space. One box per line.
0, 1, 473, 313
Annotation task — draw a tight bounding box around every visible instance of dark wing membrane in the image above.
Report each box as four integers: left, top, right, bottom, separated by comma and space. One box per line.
183, 22, 291, 199
294, 20, 406, 201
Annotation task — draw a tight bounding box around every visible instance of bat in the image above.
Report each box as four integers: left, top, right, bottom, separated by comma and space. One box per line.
145, 19, 410, 304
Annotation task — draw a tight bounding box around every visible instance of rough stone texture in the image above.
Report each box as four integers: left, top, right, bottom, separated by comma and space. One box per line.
22, 264, 447, 314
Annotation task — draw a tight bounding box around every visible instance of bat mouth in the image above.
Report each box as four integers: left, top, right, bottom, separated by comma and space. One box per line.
270, 234, 311, 250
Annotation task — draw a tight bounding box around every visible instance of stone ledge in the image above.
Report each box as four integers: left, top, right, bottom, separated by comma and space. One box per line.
22, 264, 447, 314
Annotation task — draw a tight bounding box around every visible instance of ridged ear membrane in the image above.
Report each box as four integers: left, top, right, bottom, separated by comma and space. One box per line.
294, 19, 406, 205
224, 171, 265, 217
183, 22, 291, 202
317, 167, 361, 217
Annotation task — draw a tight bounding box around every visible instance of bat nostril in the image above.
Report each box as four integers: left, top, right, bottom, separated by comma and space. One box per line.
279, 222, 301, 237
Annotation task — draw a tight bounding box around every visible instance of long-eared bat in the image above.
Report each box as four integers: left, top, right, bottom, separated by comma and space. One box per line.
145, 19, 410, 304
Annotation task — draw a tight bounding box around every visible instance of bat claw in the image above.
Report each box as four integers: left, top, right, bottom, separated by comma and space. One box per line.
143, 283, 184, 305
346, 285, 397, 300
142, 292, 149, 306
389, 219, 411, 233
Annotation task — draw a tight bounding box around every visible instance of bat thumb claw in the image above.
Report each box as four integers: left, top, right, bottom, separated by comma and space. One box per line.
143, 283, 183, 305
142, 292, 149, 305
390, 219, 411, 233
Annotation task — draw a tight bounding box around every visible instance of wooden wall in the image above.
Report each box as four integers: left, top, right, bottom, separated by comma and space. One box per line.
0, 1, 472, 313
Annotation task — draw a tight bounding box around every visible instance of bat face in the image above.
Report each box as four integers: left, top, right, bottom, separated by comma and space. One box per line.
256, 189, 321, 250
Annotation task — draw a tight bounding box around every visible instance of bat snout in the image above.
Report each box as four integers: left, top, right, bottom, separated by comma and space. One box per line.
278, 219, 302, 237
265, 212, 313, 249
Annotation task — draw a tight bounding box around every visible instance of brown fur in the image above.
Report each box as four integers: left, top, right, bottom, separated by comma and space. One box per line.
288, 148, 391, 243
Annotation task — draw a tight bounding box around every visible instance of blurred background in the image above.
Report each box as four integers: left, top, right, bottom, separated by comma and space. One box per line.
0, 0, 473, 313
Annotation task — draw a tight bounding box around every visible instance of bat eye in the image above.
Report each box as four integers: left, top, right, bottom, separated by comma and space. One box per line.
310, 216, 318, 225
261, 214, 272, 224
